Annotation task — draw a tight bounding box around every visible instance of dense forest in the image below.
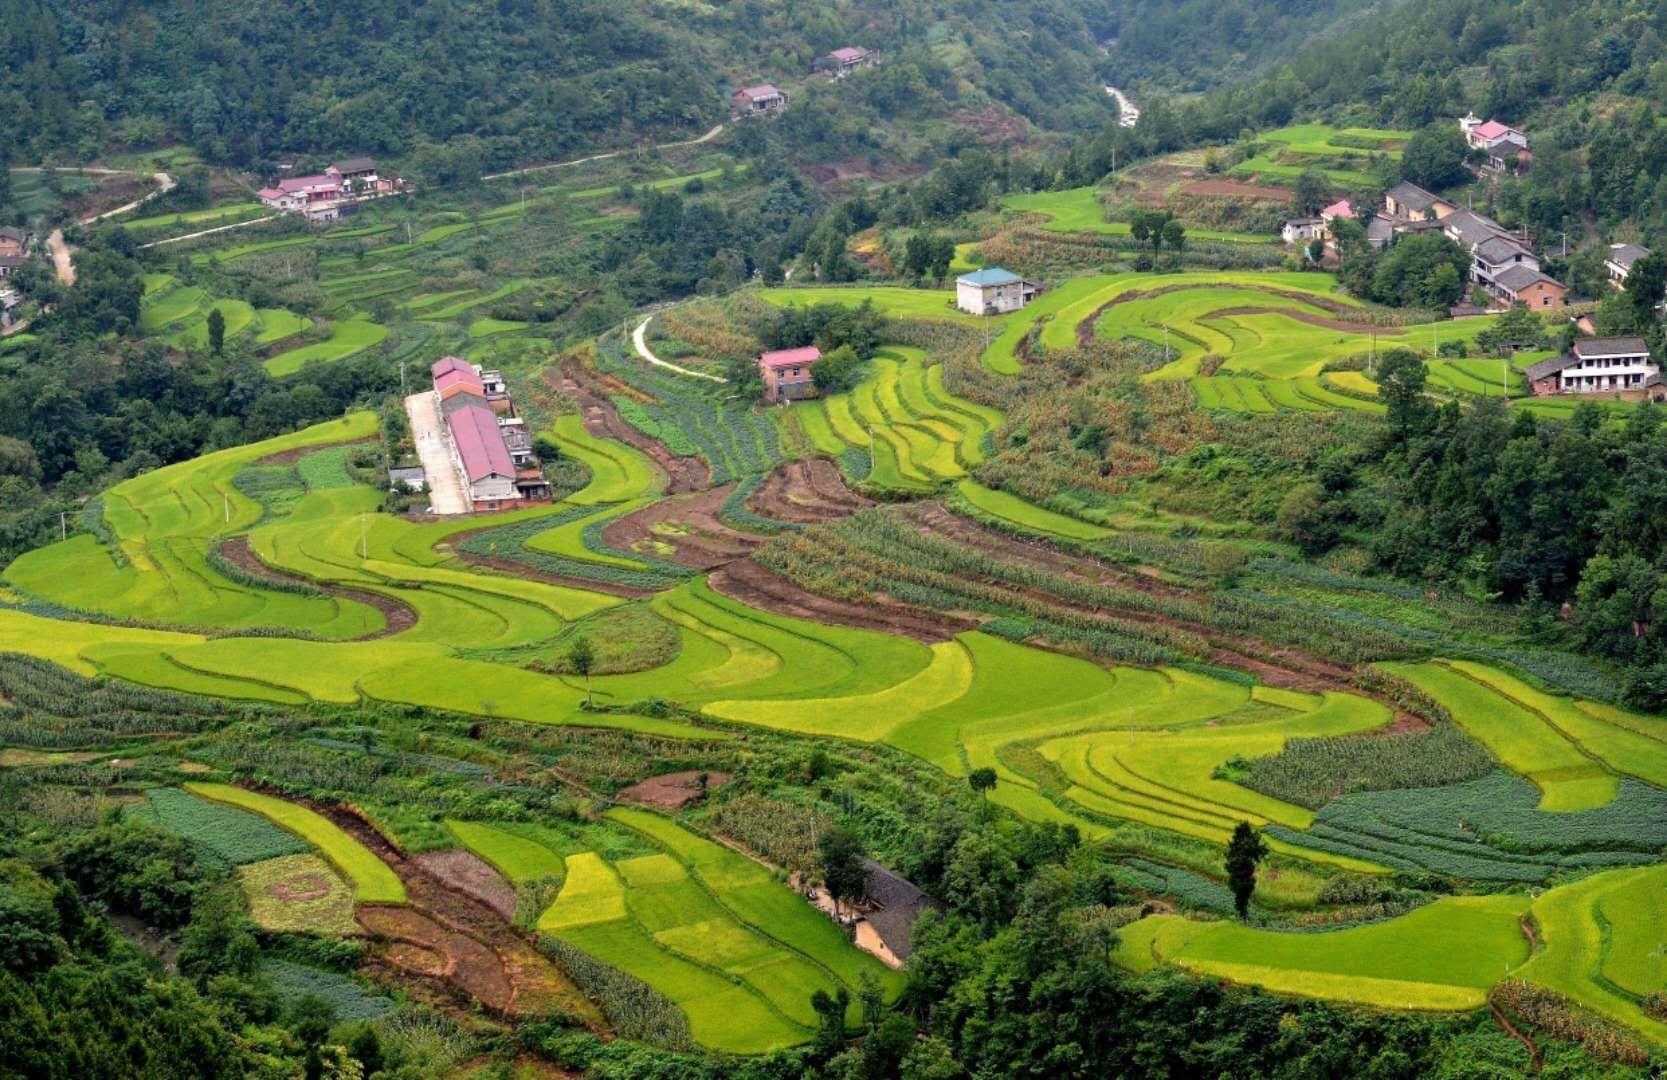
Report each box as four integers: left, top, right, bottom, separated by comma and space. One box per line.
0, 0, 1119, 171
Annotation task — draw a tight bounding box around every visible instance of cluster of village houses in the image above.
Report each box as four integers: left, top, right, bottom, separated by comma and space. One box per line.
403, 357, 552, 511
257, 157, 408, 222
1275, 113, 1664, 398
0, 227, 34, 329
730, 46, 874, 119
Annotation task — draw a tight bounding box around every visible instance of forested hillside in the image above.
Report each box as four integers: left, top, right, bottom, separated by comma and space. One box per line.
1101, 0, 1380, 92
1, 0, 1117, 172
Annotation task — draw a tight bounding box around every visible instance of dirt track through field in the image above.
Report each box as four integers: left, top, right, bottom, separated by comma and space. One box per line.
318, 803, 603, 1025
1180, 178, 1293, 200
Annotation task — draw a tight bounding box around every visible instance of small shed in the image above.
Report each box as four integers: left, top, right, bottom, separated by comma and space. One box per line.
859, 859, 943, 962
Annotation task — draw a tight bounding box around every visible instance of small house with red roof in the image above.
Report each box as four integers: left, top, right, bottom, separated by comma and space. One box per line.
429, 356, 551, 508
759, 345, 821, 403
815, 47, 873, 78
732, 84, 788, 117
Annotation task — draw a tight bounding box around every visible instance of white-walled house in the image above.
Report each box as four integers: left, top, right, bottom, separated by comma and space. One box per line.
955, 268, 1038, 315
1526, 337, 1658, 396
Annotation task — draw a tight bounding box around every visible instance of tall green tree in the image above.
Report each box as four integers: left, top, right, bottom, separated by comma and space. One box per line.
567, 636, 595, 705
206, 307, 225, 356
1224, 821, 1267, 918
1375, 349, 1434, 443
818, 826, 867, 915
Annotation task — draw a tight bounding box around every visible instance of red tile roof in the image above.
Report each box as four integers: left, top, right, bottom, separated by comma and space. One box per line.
447, 403, 515, 482
830, 47, 867, 62
276, 175, 339, 194
1474, 120, 1511, 140
1320, 199, 1353, 219
435, 368, 484, 397
759, 346, 821, 370
431, 356, 473, 380
736, 84, 782, 101
257, 187, 285, 200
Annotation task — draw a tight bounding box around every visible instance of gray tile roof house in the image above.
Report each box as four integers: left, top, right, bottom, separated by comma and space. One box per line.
860, 859, 943, 961
1527, 337, 1654, 384
1385, 181, 1444, 214
1442, 208, 1510, 248
1494, 264, 1560, 294
1474, 234, 1532, 267
1609, 243, 1650, 272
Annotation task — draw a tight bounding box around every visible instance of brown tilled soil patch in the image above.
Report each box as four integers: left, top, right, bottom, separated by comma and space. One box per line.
218, 536, 418, 639
617, 769, 732, 810
416, 849, 517, 922
711, 560, 972, 644
308, 802, 603, 1026
175, 761, 215, 774
267, 873, 333, 902
602, 484, 764, 570
255, 436, 379, 466
749, 459, 874, 524
1180, 178, 1293, 201
548, 360, 708, 494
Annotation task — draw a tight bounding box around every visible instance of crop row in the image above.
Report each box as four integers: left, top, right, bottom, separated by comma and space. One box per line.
457, 509, 687, 591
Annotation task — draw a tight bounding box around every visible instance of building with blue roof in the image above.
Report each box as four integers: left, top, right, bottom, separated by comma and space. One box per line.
956, 266, 1040, 315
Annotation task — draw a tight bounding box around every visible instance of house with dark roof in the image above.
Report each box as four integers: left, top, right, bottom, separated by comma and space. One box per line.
1364, 216, 1395, 250
858, 859, 943, 962
1492, 264, 1566, 309
1526, 337, 1658, 396
1482, 133, 1531, 174
815, 47, 873, 78
759, 345, 821, 404
1384, 181, 1454, 222
1607, 243, 1651, 288
0, 228, 30, 260
732, 84, 788, 116
956, 267, 1040, 315
0, 255, 26, 279
327, 157, 378, 182
1281, 217, 1325, 245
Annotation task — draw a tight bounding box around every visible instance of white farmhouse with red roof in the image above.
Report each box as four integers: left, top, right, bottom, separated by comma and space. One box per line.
732, 84, 788, 116
759, 345, 821, 403
428, 356, 551, 510
814, 47, 874, 78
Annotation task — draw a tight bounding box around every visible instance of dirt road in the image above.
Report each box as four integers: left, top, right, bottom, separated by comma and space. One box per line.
483, 123, 725, 181
46, 231, 74, 286
632, 314, 727, 382
83, 171, 176, 224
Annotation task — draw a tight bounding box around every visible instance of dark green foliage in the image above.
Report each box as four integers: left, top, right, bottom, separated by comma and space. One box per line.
967, 767, 997, 798
1374, 349, 1434, 442
904, 233, 957, 281
810, 344, 865, 395
760, 300, 886, 362
205, 307, 226, 356
1399, 125, 1471, 189
818, 825, 868, 912
1224, 821, 1267, 918
1233, 725, 1496, 810
56, 814, 205, 928
1369, 233, 1471, 309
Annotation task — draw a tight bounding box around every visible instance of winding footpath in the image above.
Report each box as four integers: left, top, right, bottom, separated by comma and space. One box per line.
483, 123, 725, 182
137, 214, 280, 250
632, 314, 727, 383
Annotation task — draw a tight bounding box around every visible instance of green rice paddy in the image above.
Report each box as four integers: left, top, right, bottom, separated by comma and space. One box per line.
1002, 187, 1274, 243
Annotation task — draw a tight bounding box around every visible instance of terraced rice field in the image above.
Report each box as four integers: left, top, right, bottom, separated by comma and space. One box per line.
1002, 187, 1273, 243
537, 809, 895, 1053
1229, 124, 1413, 186
1115, 893, 1530, 1009
185, 783, 406, 904
789, 347, 1003, 493
264, 315, 389, 376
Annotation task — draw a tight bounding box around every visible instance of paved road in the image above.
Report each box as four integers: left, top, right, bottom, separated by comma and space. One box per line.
404, 391, 471, 515
138, 214, 279, 250
483, 124, 725, 181
633, 314, 727, 383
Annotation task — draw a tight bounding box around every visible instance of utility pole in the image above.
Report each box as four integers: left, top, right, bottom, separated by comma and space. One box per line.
223, 492, 230, 523
360, 512, 368, 560
59, 512, 66, 541
400, 360, 407, 398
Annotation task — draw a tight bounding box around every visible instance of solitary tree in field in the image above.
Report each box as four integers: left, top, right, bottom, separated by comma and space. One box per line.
206, 307, 225, 356
1225, 820, 1268, 919
1376, 349, 1434, 444
968, 766, 997, 799
568, 636, 595, 706
1161, 218, 1186, 253
818, 825, 867, 915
